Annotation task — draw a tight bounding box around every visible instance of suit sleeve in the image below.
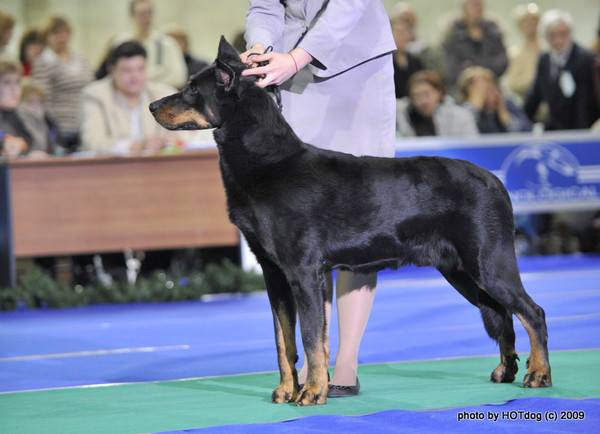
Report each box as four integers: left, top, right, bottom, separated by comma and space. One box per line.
298, 0, 372, 69
575, 52, 598, 129
245, 0, 286, 51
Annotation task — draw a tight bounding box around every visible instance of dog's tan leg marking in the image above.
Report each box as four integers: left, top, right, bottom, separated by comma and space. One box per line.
271, 309, 299, 403
296, 346, 328, 406
515, 313, 552, 387
295, 311, 330, 406
293, 276, 331, 406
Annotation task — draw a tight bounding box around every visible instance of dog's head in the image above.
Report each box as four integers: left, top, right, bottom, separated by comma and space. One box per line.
149, 36, 257, 130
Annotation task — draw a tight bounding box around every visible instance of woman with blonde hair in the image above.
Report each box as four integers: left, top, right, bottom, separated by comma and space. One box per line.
457, 66, 531, 133
0, 11, 16, 57
0, 57, 57, 158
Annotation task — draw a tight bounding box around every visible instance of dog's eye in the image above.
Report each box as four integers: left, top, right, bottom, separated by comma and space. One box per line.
188, 85, 199, 95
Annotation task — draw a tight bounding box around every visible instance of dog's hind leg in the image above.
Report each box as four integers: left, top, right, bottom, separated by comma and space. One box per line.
290, 269, 330, 406
262, 260, 300, 403
439, 267, 520, 384
513, 294, 552, 388
465, 251, 551, 388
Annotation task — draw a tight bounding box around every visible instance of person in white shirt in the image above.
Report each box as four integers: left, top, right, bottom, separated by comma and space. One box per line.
112, 0, 187, 89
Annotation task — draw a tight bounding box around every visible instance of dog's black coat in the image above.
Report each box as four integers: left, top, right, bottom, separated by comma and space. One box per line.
150, 37, 552, 406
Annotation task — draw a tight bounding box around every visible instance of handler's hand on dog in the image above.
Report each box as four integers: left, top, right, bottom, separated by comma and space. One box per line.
240, 44, 266, 66
242, 52, 296, 88
241, 48, 312, 88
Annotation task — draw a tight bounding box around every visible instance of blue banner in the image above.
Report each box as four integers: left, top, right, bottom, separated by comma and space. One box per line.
394, 131, 600, 213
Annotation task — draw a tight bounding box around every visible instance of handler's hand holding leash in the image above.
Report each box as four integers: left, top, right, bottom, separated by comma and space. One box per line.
241, 44, 312, 88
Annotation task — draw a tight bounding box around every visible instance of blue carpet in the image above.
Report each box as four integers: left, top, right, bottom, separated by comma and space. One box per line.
0, 255, 599, 433
0, 255, 599, 393
167, 398, 600, 433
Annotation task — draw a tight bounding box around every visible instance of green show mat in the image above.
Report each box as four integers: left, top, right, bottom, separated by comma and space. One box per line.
1, 350, 598, 434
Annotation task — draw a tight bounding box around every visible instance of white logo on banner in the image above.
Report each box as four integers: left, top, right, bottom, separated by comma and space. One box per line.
498, 142, 599, 211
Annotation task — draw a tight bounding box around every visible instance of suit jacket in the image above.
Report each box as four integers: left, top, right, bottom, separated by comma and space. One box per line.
524, 43, 599, 130
80, 77, 180, 154
245, 0, 396, 78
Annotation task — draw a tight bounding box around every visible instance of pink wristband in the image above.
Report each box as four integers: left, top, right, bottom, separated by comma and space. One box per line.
288, 52, 298, 73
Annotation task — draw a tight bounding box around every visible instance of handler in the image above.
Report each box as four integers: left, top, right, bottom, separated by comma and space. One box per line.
241, 0, 396, 397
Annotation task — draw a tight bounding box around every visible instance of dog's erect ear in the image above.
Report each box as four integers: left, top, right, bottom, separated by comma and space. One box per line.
217, 35, 242, 65
215, 35, 257, 97
216, 59, 236, 92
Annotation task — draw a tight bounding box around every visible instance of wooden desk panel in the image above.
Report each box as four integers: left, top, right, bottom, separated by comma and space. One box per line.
9, 151, 238, 257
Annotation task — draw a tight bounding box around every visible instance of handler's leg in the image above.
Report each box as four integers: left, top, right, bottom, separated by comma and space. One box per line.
298, 271, 376, 388
330, 271, 377, 386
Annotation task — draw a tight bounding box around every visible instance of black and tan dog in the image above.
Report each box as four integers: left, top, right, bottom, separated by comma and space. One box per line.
150, 37, 552, 406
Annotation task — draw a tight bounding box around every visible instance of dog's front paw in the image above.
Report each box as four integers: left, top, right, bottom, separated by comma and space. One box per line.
490, 355, 519, 383
295, 384, 327, 406
523, 357, 552, 388
523, 370, 552, 388
271, 382, 297, 403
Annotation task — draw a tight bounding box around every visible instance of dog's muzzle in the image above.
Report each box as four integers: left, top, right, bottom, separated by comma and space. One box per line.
149, 101, 161, 114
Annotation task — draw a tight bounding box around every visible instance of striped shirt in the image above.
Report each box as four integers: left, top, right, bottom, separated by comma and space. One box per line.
32, 48, 95, 133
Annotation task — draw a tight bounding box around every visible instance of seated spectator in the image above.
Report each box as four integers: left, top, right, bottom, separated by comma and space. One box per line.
20, 77, 62, 151
0, 11, 16, 58
113, 0, 187, 89
396, 70, 479, 137
165, 25, 208, 78
0, 57, 55, 158
457, 66, 532, 134
18, 28, 45, 76
441, 0, 508, 91
80, 41, 183, 154
391, 16, 424, 99
524, 9, 599, 130
33, 15, 95, 150
504, 3, 546, 103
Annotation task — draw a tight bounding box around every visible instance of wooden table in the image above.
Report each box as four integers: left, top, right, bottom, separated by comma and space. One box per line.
1, 150, 238, 287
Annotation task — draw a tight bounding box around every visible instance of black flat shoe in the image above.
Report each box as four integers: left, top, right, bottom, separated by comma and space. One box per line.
327, 377, 360, 398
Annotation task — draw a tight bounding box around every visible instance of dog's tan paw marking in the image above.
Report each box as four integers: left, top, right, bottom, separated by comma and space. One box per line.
271, 383, 297, 403
295, 384, 327, 406
523, 370, 552, 388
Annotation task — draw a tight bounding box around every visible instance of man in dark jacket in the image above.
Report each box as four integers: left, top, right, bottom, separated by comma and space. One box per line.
525, 9, 599, 130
